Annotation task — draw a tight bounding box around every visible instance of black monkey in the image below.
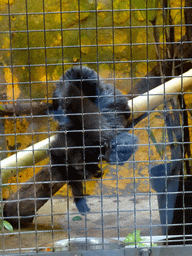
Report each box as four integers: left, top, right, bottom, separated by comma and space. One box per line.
51, 66, 138, 214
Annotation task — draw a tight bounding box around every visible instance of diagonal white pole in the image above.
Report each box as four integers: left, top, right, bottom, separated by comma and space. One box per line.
128, 68, 192, 119
1, 136, 55, 183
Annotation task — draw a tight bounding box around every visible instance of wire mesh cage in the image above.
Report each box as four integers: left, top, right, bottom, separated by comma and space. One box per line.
0, 0, 192, 255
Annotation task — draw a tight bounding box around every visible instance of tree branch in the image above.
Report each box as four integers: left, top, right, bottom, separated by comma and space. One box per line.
0, 102, 52, 117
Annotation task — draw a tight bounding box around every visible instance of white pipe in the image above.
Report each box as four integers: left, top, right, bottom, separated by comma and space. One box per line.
128, 68, 192, 119
1, 136, 55, 183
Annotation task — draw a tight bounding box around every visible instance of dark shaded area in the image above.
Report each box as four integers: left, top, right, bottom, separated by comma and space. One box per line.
132, 0, 192, 238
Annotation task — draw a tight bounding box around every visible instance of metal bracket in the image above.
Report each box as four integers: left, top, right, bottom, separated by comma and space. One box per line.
139, 248, 151, 256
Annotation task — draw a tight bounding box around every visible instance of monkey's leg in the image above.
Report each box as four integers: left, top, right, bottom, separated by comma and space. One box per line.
70, 181, 90, 215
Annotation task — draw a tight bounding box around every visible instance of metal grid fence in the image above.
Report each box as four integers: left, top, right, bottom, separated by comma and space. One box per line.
0, 0, 192, 255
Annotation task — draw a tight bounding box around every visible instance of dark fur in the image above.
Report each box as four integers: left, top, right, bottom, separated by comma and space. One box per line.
51, 66, 138, 214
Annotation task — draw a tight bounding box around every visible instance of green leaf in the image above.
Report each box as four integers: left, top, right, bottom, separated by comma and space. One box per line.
147, 129, 163, 159
132, 0, 159, 22
123, 230, 157, 247
124, 230, 143, 244
3, 220, 13, 232
72, 216, 82, 221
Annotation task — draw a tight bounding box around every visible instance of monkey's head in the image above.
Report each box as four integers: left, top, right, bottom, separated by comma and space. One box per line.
101, 131, 138, 165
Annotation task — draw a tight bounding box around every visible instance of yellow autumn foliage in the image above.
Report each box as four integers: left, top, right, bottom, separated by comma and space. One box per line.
4, 67, 20, 100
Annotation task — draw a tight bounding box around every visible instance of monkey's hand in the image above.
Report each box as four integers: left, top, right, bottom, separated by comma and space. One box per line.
109, 132, 138, 165
75, 198, 90, 215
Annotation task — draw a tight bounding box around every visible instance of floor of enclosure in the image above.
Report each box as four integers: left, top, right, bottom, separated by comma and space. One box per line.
0, 194, 161, 253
